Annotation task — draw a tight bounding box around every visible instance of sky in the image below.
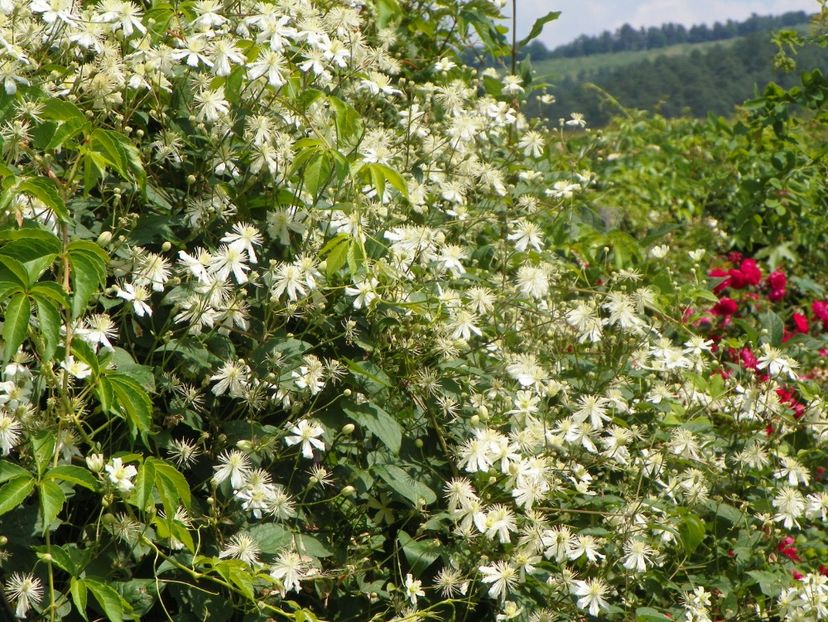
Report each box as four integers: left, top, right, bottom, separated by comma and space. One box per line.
513, 0, 820, 48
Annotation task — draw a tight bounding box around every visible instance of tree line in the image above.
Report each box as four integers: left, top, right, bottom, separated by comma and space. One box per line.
523, 11, 809, 60
535, 31, 828, 126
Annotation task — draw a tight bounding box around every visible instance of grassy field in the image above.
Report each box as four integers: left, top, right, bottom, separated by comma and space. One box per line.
532, 39, 740, 80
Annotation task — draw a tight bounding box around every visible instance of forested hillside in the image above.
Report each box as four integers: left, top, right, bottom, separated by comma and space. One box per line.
528, 22, 828, 125
524, 10, 809, 60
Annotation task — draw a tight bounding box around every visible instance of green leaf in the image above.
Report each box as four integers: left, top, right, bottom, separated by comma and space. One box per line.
68, 246, 106, 318
39, 479, 66, 531
342, 399, 402, 452
0, 474, 35, 516
149, 459, 191, 515
635, 607, 672, 622
679, 513, 706, 555
108, 373, 152, 436
760, 310, 784, 346
398, 531, 440, 575
85, 579, 126, 622
3, 292, 30, 362
45, 465, 99, 491
30, 430, 56, 476
130, 460, 155, 512
246, 523, 292, 554
89, 129, 145, 188
42, 98, 87, 124
34, 296, 61, 360
18, 178, 69, 222
34, 544, 77, 575
518, 10, 561, 47
374, 464, 436, 506
70, 577, 89, 621
0, 255, 30, 287
0, 459, 29, 484
748, 570, 787, 597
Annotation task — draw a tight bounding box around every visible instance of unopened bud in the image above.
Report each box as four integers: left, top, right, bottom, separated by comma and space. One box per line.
342, 485, 356, 497
96, 231, 113, 247
341, 423, 355, 435
161, 241, 172, 252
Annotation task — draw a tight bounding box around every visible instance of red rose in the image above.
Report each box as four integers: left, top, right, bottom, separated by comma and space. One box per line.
768, 270, 787, 291
813, 300, 828, 323
769, 288, 786, 302
740, 348, 758, 370
709, 267, 731, 294
712, 297, 738, 316
728, 268, 748, 289
739, 258, 762, 286
793, 313, 809, 334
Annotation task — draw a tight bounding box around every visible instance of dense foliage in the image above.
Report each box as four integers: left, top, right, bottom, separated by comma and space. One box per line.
1, 0, 828, 621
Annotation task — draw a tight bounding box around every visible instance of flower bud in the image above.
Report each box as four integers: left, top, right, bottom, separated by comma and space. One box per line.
342, 485, 356, 497
161, 241, 172, 252
85, 453, 105, 472
96, 231, 113, 247
341, 423, 355, 435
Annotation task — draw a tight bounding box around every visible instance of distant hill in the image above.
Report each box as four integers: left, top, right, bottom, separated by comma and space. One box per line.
523, 10, 810, 60
519, 14, 828, 126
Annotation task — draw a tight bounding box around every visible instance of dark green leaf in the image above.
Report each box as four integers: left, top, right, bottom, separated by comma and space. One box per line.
342, 399, 402, 452
85, 579, 126, 622
18, 178, 69, 222
3, 292, 30, 361
518, 10, 561, 47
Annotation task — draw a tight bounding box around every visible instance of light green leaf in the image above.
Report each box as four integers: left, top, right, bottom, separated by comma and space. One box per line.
70, 577, 89, 621
30, 430, 56, 476
246, 523, 292, 554
679, 513, 706, 555
130, 460, 155, 512
0, 459, 29, 484
39, 479, 66, 531
0, 474, 35, 516
45, 465, 100, 491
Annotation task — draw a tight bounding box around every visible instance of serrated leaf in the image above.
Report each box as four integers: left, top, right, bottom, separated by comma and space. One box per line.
3, 292, 30, 362
0, 474, 35, 515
